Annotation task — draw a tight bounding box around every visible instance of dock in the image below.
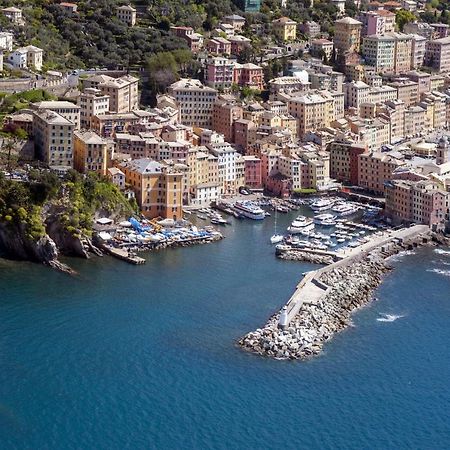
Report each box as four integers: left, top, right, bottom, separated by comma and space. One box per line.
102, 245, 146, 265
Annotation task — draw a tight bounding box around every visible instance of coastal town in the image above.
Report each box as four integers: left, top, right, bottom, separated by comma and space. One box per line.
0, 0, 450, 238
0, 0, 449, 341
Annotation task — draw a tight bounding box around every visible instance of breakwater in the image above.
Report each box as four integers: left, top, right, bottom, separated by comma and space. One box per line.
239, 225, 437, 360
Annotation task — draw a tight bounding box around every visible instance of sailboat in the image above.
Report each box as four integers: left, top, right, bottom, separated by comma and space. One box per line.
270, 207, 284, 244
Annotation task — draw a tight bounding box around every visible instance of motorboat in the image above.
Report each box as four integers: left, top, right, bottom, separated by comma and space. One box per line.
310, 198, 335, 212
234, 201, 265, 220
287, 215, 314, 234
332, 203, 360, 217
313, 213, 337, 226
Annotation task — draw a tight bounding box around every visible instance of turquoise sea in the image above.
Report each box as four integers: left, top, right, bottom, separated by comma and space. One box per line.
1, 211, 450, 449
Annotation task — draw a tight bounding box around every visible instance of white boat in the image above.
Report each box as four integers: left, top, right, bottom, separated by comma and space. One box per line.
310, 198, 335, 211
270, 208, 283, 244
270, 234, 284, 244
332, 203, 360, 216
336, 238, 346, 243
313, 213, 337, 226
234, 201, 265, 220
299, 223, 315, 236
287, 215, 314, 234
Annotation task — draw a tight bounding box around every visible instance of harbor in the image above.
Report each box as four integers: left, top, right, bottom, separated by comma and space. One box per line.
239, 224, 437, 360
93, 216, 224, 264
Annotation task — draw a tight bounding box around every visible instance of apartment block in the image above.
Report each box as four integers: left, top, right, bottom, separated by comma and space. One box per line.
310, 39, 334, 60
233, 63, 264, 90
33, 101, 81, 130
119, 158, 183, 220
334, 17, 362, 55
73, 130, 111, 175
33, 110, 75, 168
82, 74, 139, 113
168, 79, 218, 128
363, 33, 412, 74
212, 100, 243, 143
79, 88, 110, 129
288, 91, 338, 138
425, 37, 450, 73
329, 139, 367, 184
358, 151, 406, 194
385, 179, 449, 227
205, 57, 235, 90
272, 17, 297, 42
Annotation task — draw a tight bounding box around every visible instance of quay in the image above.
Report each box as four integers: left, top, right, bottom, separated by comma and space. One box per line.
278, 225, 430, 328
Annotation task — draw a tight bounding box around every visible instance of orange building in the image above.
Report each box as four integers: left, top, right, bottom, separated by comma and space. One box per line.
119, 158, 183, 220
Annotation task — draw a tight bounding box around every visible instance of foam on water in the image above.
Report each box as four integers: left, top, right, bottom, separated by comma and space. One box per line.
433, 248, 450, 256
427, 268, 450, 277
385, 250, 415, 263
377, 313, 405, 322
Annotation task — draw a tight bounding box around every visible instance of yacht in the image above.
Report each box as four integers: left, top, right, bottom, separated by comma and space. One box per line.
313, 213, 337, 226
234, 201, 265, 220
287, 215, 314, 234
310, 198, 335, 212
332, 203, 360, 217
299, 223, 315, 236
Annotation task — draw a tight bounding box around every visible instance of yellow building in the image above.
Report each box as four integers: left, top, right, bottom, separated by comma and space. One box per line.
73, 130, 112, 175
33, 110, 74, 168
272, 17, 297, 42
288, 91, 337, 138
334, 16, 362, 55
120, 158, 183, 220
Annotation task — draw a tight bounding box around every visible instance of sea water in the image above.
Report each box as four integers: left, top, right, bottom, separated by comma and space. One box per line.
0, 212, 449, 449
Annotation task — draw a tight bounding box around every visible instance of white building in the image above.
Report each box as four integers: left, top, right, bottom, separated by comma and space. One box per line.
0, 32, 14, 52
8, 45, 43, 71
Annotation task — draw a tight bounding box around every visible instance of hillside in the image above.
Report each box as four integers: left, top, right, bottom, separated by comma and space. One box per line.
0, 170, 136, 268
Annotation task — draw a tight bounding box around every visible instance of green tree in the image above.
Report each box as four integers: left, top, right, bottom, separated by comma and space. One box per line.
395, 9, 416, 31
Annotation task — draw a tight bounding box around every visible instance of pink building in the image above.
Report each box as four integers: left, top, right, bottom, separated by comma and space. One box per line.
206, 37, 231, 55
233, 63, 264, 90
229, 35, 252, 55
234, 119, 256, 152
170, 26, 203, 52
385, 179, 449, 228
205, 57, 235, 90
243, 155, 262, 187
366, 10, 395, 36
266, 172, 291, 197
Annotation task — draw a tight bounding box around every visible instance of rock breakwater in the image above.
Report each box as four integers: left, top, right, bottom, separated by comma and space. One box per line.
239, 258, 390, 360
239, 227, 437, 360
278, 250, 334, 265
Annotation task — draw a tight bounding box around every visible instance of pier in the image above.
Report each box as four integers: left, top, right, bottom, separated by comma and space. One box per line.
239, 224, 434, 360
279, 225, 430, 328
102, 245, 146, 265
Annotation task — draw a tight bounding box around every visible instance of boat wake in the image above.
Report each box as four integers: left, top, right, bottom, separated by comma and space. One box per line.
433, 248, 450, 256
427, 268, 450, 277
377, 313, 404, 322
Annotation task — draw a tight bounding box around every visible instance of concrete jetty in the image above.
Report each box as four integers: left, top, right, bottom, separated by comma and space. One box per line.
279, 225, 429, 328
239, 225, 432, 360
102, 245, 146, 265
